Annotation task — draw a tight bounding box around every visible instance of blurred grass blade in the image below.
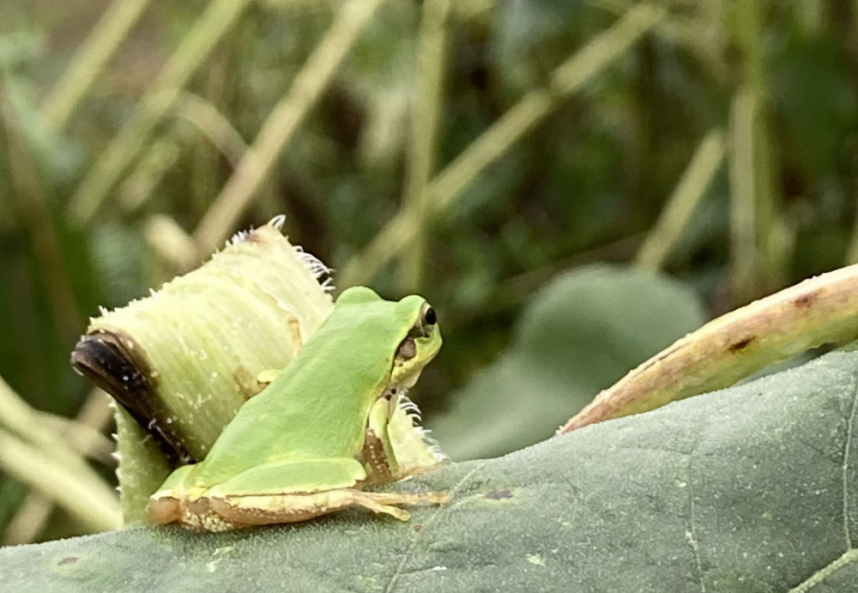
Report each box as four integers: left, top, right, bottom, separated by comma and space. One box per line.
636, 128, 725, 270
342, 3, 666, 286
118, 133, 182, 214
174, 93, 248, 167
37, 392, 116, 465
41, 0, 152, 130
731, 0, 789, 299
560, 262, 858, 432
143, 215, 200, 274
0, 377, 119, 508
3, 496, 55, 545
4, 389, 115, 545
847, 209, 858, 265
0, 31, 44, 68
0, 428, 121, 534
398, 0, 451, 292
0, 377, 120, 535
730, 86, 757, 302
193, 0, 387, 255
2, 90, 84, 342
118, 91, 249, 217
68, 0, 255, 226
3, 70, 78, 174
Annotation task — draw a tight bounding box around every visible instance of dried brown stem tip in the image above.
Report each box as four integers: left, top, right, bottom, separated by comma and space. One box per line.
559, 264, 858, 433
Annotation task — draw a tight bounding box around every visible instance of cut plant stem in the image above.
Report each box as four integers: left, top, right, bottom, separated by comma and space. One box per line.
559, 263, 858, 433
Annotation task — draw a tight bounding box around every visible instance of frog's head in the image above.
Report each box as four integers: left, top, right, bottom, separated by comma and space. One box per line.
334, 287, 442, 405
389, 294, 442, 391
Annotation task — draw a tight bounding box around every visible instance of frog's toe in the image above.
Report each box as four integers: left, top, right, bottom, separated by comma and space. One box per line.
355, 497, 411, 521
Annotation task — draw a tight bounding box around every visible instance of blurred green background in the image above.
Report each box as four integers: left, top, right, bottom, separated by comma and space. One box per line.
1, 0, 857, 544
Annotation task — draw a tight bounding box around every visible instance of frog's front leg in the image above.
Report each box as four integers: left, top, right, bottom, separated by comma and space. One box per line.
363, 396, 401, 483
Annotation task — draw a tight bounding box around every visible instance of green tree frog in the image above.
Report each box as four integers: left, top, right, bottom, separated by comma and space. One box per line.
148, 287, 447, 531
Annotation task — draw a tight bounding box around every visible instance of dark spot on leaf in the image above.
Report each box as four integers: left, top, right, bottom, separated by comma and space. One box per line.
58, 556, 79, 566
728, 337, 755, 353
485, 489, 513, 500
413, 524, 423, 532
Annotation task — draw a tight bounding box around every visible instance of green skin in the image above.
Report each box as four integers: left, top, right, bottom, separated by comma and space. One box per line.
148, 287, 445, 531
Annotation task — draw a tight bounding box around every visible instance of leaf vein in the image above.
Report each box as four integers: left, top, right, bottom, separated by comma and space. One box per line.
842, 373, 858, 550
685, 443, 706, 593
786, 548, 858, 593
384, 461, 487, 593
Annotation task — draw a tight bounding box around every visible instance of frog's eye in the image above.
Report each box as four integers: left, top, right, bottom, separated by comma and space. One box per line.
411, 303, 437, 338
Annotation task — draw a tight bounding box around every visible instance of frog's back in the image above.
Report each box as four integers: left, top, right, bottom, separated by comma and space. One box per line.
194, 288, 420, 487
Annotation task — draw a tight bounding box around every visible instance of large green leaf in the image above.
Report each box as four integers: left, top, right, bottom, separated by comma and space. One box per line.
428, 265, 706, 460
4, 345, 858, 591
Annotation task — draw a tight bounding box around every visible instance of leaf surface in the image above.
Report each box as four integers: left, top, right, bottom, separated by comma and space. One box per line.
3, 347, 858, 591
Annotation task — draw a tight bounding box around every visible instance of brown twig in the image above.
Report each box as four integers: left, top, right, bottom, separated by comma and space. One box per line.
560, 263, 858, 433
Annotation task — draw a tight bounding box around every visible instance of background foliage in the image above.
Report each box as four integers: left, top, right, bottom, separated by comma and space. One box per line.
1, 0, 858, 544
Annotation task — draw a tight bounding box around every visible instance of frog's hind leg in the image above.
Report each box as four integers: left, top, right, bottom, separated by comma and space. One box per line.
209, 488, 448, 526
347, 490, 449, 520
201, 457, 446, 526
